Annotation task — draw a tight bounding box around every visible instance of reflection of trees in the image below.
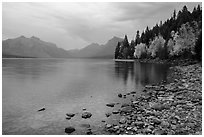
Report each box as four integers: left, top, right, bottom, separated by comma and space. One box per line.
114, 62, 134, 85
114, 61, 169, 87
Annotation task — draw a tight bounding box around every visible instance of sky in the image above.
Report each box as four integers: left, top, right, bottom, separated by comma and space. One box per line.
2, 2, 201, 50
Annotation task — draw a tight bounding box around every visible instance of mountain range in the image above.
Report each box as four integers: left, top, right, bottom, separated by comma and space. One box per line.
2, 36, 123, 58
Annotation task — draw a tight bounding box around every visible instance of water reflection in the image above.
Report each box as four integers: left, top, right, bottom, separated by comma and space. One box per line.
2, 59, 65, 79
114, 61, 169, 86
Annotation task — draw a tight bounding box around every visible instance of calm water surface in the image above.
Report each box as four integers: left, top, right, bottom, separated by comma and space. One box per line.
2, 59, 170, 134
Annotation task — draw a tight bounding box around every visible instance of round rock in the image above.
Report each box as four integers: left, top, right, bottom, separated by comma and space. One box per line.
65, 127, 75, 134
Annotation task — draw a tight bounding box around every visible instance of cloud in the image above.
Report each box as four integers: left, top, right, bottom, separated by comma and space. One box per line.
2, 2, 201, 50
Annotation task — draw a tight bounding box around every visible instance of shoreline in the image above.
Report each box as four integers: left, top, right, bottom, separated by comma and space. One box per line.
103, 61, 202, 135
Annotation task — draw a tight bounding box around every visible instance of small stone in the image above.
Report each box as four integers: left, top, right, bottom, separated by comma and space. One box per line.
127, 127, 132, 130
112, 110, 119, 114
114, 126, 119, 130
119, 116, 127, 124
121, 103, 129, 108
161, 121, 170, 128
65, 127, 75, 134
118, 93, 122, 98
82, 108, 86, 111
66, 113, 75, 117
135, 122, 145, 128
86, 130, 92, 135
151, 117, 161, 125
132, 101, 139, 104
38, 108, 45, 111
120, 106, 132, 113
82, 111, 92, 119
66, 116, 71, 120
106, 103, 115, 107
101, 120, 105, 122
131, 91, 136, 94
106, 124, 112, 129
133, 127, 137, 132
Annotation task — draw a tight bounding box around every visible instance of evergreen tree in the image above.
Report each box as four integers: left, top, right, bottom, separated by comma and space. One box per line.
135, 30, 140, 45
195, 31, 202, 61
115, 42, 120, 59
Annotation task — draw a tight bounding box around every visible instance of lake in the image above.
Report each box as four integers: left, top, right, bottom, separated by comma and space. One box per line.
2, 58, 170, 135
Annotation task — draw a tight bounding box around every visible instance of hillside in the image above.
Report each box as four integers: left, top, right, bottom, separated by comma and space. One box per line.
2, 36, 71, 58
69, 36, 123, 58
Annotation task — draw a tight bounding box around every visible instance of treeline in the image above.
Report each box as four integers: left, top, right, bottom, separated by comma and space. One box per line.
115, 5, 202, 61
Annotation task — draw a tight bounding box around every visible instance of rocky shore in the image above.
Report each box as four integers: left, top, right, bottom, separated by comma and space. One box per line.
136, 58, 199, 66
103, 62, 202, 135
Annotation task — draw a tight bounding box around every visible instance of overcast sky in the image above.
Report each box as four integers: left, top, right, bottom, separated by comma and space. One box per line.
2, 2, 201, 50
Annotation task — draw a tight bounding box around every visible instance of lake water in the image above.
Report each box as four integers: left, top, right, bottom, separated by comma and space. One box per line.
2, 58, 170, 135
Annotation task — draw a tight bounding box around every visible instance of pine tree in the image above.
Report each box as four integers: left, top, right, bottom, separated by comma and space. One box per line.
135, 30, 140, 45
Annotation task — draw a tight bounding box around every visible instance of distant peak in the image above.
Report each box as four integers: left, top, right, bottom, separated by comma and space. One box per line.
31, 36, 40, 40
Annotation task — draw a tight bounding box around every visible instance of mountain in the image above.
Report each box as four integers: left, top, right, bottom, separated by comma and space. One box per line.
69, 36, 123, 58
2, 36, 71, 58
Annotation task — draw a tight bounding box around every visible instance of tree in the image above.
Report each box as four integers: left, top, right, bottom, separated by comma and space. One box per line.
195, 31, 202, 61
172, 22, 196, 57
123, 35, 129, 48
115, 42, 120, 59
134, 43, 147, 59
129, 40, 135, 59
173, 9, 176, 20
135, 30, 140, 45
148, 35, 165, 58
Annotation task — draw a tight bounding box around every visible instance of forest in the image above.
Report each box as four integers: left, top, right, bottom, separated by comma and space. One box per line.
115, 5, 202, 61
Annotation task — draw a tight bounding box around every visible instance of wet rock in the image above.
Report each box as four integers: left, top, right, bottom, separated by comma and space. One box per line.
161, 121, 170, 128
154, 129, 167, 135
132, 101, 139, 104
86, 130, 92, 135
121, 103, 129, 108
151, 103, 170, 111
112, 110, 119, 114
82, 111, 92, 119
119, 116, 127, 124
135, 121, 145, 127
118, 93, 122, 98
66, 116, 71, 120
113, 126, 120, 131
65, 127, 75, 134
106, 103, 115, 107
106, 124, 112, 129
66, 113, 75, 117
120, 106, 132, 113
151, 117, 161, 125
38, 108, 45, 111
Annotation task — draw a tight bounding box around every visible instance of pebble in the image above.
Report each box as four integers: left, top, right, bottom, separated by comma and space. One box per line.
106, 103, 115, 107
65, 127, 75, 134
82, 112, 92, 119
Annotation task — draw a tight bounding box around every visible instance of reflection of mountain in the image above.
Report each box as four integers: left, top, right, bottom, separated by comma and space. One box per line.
2, 59, 65, 79
114, 61, 169, 86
